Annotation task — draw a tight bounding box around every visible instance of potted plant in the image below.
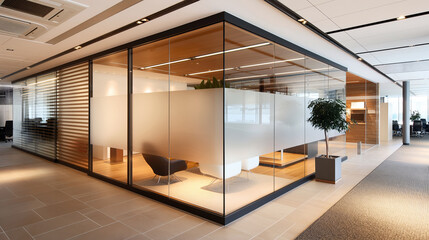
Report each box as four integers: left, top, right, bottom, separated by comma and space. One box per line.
307, 98, 351, 183
410, 110, 420, 121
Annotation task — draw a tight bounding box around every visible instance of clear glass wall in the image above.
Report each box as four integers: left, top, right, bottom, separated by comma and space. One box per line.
131, 23, 224, 214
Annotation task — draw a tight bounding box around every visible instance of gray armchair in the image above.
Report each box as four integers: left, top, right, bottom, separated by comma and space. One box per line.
142, 154, 187, 183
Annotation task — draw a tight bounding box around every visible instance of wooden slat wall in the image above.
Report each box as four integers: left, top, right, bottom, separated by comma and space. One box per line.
13, 74, 57, 159
56, 63, 89, 169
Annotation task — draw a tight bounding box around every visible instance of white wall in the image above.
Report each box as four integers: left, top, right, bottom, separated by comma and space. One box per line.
0, 105, 12, 126
380, 102, 392, 142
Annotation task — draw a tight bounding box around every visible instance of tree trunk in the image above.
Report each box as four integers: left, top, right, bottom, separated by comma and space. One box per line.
324, 130, 329, 158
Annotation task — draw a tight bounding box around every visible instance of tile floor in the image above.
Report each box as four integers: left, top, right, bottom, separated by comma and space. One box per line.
0, 139, 402, 240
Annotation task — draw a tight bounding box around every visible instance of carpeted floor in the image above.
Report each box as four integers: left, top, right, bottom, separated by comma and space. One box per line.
296, 136, 429, 240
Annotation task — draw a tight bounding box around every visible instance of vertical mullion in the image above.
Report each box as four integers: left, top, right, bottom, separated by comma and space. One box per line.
88, 60, 93, 173
127, 48, 133, 185
222, 20, 226, 218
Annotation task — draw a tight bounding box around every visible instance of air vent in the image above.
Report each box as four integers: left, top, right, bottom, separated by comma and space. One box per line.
1, 0, 54, 17
0, 0, 86, 40
0, 15, 31, 35
0, 15, 47, 38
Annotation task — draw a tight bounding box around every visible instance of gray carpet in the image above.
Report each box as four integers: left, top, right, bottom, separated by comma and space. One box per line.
297, 137, 429, 240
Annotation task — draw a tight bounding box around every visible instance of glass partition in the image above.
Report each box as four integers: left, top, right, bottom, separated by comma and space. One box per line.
224, 23, 276, 213
91, 50, 128, 182
12, 16, 351, 222
132, 23, 225, 214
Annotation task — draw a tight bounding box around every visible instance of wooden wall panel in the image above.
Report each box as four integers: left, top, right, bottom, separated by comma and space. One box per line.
346, 73, 379, 144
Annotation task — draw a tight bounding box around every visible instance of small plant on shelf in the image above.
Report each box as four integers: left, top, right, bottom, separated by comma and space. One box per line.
410, 110, 421, 121
194, 77, 230, 89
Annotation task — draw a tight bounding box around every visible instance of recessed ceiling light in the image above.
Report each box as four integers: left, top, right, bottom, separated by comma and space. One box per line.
358, 57, 363, 61
6, 48, 14, 51
136, 20, 143, 24
298, 18, 307, 24
74, 46, 82, 50
397, 15, 406, 20
142, 18, 149, 22
26, 66, 31, 70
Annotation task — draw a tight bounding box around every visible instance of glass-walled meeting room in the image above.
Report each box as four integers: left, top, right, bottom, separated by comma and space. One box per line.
89, 21, 346, 216
12, 13, 347, 223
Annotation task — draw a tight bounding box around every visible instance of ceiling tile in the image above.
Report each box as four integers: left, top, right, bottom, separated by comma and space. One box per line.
297, 6, 329, 23
344, 15, 429, 50
310, 18, 340, 32
388, 70, 429, 80
278, 0, 313, 11
376, 60, 429, 74
315, 0, 404, 19
369, 45, 429, 64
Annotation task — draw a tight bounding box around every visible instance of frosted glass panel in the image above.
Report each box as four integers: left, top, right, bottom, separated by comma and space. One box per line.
90, 95, 127, 150
91, 51, 128, 183
225, 89, 274, 161
275, 94, 305, 150
170, 88, 223, 171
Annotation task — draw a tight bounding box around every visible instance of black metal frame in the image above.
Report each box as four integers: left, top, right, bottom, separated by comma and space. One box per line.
11, 11, 347, 225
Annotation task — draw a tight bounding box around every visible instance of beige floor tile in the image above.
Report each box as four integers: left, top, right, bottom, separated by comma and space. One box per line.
61, 182, 112, 197
7, 182, 55, 197
0, 188, 16, 201
34, 199, 88, 219
5, 228, 32, 240
24, 212, 86, 236
255, 217, 295, 240
68, 222, 138, 240
33, 190, 74, 205
75, 189, 119, 202
126, 234, 151, 240
98, 197, 158, 219
202, 227, 253, 240
84, 210, 115, 226
78, 207, 96, 215
85, 193, 138, 210
0, 195, 45, 217
171, 222, 220, 240
120, 204, 185, 233
252, 202, 295, 221
230, 212, 276, 236
0, 233, 8, 240
145, 215, 205, 240
0, 210, 43, 231
34, 220, 99, 240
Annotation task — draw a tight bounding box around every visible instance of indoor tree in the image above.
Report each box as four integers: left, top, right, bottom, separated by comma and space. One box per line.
307, 98, 351, 158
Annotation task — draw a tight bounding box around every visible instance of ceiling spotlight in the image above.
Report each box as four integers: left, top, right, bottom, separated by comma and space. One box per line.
26, 66, 31, 70
142, 18, 149, 22
397, 15, 406, 20
358, 57, 363, 61
136, 20, 143, 24
74, 45, 82, 50
298, 18, 307, 24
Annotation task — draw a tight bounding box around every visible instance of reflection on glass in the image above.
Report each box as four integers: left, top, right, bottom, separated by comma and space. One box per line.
91, 51, 128, 182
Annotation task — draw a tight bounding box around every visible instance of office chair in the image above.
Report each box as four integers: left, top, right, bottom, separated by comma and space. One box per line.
392, 120, 402, 136
412, 120, 423, 137
421, 118, 427, 134
4, 120, 13, 142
